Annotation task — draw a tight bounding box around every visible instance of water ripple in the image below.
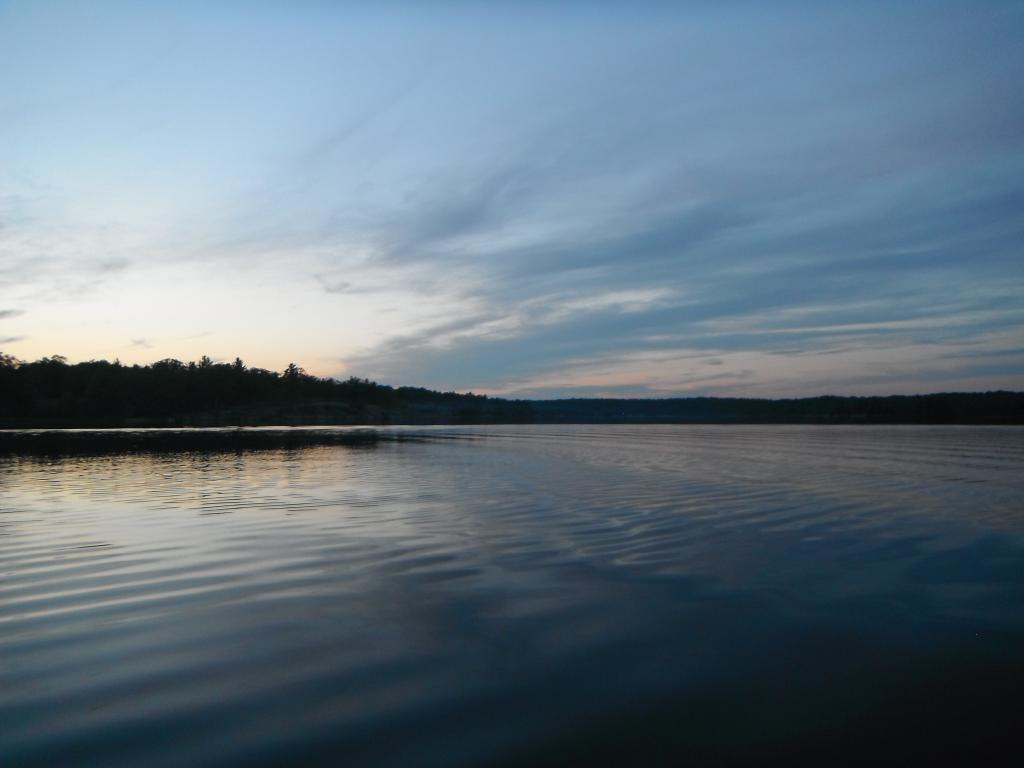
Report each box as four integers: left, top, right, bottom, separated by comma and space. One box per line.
2, 426, 1024, 765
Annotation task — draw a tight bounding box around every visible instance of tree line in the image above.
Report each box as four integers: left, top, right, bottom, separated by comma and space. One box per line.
1, 352, 1021, 426
0, 353, 525, 426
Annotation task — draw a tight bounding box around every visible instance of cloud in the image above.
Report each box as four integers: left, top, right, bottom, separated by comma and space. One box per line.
0, 183, 138, 301
0, 309, 24, 319
341, 146, 1024, 394
314, 275, 355, 294
2, 2, 1022, 394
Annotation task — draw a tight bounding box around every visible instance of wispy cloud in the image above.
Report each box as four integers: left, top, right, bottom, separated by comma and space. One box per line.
1, 2, 1021, 393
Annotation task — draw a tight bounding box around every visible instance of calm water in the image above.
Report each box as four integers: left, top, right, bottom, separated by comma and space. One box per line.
3, 425, 1024, 766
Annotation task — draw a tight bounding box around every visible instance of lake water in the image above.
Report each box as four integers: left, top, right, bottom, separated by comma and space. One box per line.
3, 425, 1024, 766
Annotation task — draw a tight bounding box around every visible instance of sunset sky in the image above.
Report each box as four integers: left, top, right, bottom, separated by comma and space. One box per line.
1, 1, 1022, 397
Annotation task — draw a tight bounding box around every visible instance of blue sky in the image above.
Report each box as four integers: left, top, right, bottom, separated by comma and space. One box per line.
1, 1, 1022, 396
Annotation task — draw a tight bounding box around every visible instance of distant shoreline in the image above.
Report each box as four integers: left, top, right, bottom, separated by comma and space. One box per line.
3, 355, 1022, 429
2, 391, 1023, 430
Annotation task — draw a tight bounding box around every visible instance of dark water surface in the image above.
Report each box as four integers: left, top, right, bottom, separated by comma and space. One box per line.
3, 425, 1024, 766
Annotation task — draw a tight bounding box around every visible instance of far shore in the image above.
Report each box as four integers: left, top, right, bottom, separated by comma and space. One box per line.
3, 354, 1022, 432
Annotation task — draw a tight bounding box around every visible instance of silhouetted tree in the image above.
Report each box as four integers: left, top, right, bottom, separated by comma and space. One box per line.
0, 353, 1019, 427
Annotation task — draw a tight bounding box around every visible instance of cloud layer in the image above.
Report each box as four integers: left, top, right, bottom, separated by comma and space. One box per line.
1, 1, 1022, 395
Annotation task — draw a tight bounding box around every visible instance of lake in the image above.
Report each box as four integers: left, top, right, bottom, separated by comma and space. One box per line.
3, 425, 1024, 766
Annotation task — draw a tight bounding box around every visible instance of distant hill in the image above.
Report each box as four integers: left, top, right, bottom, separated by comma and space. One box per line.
1, 353, 1022, 426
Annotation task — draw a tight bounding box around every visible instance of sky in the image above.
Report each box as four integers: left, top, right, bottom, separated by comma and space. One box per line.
1, 1, 1022, 398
